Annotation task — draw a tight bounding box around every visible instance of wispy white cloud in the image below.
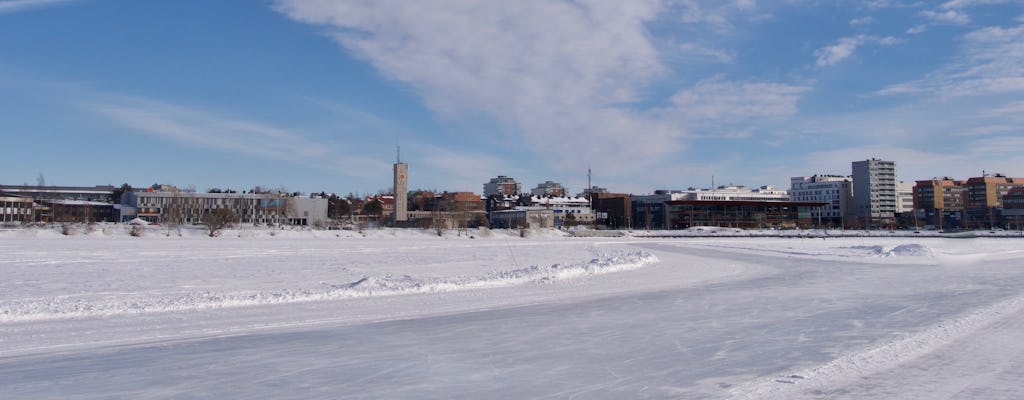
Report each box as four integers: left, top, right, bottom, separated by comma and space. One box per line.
677, 0, 764, 27
814, 35, 900, 67
669, 76, 809, 122
0, 0, 75, 14
850, 16, 875, 26
950, 125, 1017, 136
988, 100, 1024, 116
82, 95, 389, 179
864, 0, 925, 10
940, 0, 1010, 9
907, 25, 928, 34
879, 24, 1024, 97
271, 0, 817, 183
921, 9, 970, 25
677, 42, 736, 63
918, 0, 1010, 26
272, 1, 685, 176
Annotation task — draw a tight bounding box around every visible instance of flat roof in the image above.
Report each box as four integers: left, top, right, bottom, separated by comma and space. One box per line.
666, 200, 828, 207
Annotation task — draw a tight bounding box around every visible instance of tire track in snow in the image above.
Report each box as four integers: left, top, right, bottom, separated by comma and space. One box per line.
726, 293, 1024, 400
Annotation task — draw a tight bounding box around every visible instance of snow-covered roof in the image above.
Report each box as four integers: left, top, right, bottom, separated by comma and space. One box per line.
40, 199, 114, 206
530, 195, 590, 205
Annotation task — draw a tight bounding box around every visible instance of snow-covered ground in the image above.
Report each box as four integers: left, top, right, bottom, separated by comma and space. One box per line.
2, 225, 1024, 399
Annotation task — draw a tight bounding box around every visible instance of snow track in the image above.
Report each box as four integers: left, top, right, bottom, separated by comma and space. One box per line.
727, 293, 1024, 400
0, 251, 657, 323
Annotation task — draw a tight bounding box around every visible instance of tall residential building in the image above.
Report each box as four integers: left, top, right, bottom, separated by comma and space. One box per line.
393, 161, 408, 223
963, 173, 1024, 228
531, 181, 567, 197
789, 175, 851, 225
852, 158, 897, 225
483, 176, 521, 197
913, 177, 965, 229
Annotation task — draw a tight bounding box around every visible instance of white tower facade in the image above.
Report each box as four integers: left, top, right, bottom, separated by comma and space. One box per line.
393, 161, 408, 223
852, 158, 897, 223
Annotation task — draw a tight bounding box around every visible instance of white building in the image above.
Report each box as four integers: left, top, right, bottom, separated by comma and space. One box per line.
121, 191, 328, 226
790, 175, 852, 224
896, 181, 915, 215
286, 195, 330, 226
682, 185, 789, 202
852, 159, 898, 224
526, 195, 594, 225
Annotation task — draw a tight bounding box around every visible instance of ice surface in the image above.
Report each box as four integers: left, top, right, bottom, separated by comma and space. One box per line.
2, 225, 1024, 399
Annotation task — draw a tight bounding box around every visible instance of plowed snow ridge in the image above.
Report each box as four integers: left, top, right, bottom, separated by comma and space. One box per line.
0, 251, 658, 323
727, 293, 1024, 399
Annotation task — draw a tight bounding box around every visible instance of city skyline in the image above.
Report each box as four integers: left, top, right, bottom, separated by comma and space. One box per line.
2, 1, 1023, 195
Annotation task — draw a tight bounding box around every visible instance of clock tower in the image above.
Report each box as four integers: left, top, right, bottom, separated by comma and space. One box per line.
393, 148, 408, 223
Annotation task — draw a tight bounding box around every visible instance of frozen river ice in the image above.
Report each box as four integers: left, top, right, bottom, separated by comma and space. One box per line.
2, 227, 1023, 399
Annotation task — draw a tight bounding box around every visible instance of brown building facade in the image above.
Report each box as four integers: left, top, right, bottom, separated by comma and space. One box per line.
913, 178, 965, 229
963, 174, 1024, 228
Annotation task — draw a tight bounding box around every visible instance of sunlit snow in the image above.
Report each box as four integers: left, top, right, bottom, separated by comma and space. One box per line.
2, 225, 1023, 399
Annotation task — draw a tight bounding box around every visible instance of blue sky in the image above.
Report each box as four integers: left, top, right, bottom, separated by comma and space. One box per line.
2, 0, 1022, 195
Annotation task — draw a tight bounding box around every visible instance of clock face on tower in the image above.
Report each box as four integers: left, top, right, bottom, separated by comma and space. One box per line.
399, 173, 406, 180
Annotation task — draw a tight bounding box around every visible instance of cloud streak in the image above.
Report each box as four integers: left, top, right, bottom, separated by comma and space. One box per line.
0, 0, 75, 14
814, 35, 899, 67
669, 76, 809, 123
82, 95, 389, 179
879, 23, 1024, 97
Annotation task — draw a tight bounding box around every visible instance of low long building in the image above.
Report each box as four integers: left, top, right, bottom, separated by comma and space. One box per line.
632, 186, 791, 230
666, 200, 827, 230
121, 190, 328, 226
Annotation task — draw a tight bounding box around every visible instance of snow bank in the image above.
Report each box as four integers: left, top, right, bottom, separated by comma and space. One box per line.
848, 244, 934, 258
0, 251, 657, 323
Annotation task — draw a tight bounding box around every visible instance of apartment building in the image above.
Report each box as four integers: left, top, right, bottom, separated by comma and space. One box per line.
531, 181, 567, 197
483, 176, 522, 197
963, 173, 1024, 228
913, 178, 965, 229
789, 175, 851, 226
852, 159, 897, 227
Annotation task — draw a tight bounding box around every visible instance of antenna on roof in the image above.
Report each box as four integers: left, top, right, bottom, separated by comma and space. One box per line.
396, 145, 401, 164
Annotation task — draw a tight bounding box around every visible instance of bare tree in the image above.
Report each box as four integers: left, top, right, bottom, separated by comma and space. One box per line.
161, 204, 184, 236
202, 208, 238, 237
